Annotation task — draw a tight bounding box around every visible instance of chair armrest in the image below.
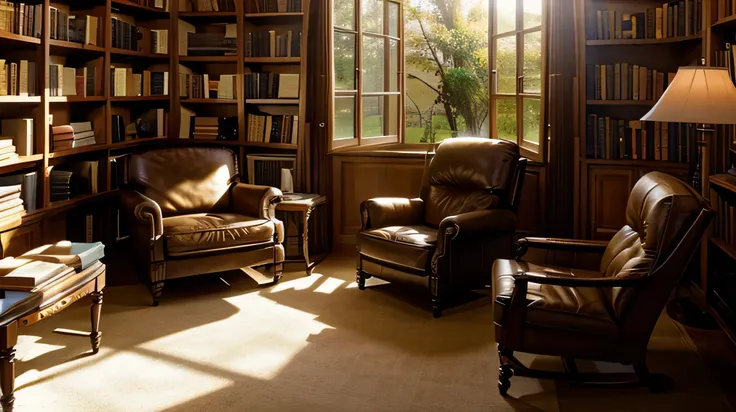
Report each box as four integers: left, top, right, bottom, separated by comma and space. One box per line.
360, 197, 424, 229
439, 209, 517, 235
231, 183, 282, 219
516, 237, 608, 260
513, 272, 644, 288
120, 190, 163, 239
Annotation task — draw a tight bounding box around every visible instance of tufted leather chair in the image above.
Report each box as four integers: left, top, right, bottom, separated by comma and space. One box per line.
356, 138, 526, 317
121, 147, 285, 305
493, 172, 714, 393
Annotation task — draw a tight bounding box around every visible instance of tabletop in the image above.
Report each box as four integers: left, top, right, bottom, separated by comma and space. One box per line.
276, 193, 327, 211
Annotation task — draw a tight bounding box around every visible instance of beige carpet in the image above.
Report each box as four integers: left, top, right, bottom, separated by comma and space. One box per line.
9, 253, 732, 412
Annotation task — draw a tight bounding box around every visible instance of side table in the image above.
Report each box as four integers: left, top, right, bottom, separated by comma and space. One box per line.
276, 193, 327, 275
0, 260, 105, 411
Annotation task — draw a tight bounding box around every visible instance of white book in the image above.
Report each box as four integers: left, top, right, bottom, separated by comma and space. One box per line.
0, 118, 33, 156
18, 60, 28, 96
177, 20, 195, 56
277, 74, 299, 99
114, 67, 127, 96
70, 122, 93, 133
63, 67, 77, 96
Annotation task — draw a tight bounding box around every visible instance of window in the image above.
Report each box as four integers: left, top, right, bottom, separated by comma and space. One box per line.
490, 0, 545, 155
332, 0, 403, 149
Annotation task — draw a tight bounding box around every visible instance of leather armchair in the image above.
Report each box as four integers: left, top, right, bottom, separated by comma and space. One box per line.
121, 147, 285, 305
493, 172, 714, 394
356, 138, 526, 317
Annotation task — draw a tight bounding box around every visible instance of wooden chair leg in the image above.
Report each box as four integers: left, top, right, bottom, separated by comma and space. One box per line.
90, 291, 103, 354
151, 282, 164, 307
498, 347, 513, 396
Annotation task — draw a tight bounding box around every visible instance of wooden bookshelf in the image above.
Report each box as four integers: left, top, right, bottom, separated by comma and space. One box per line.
245, 99, 300, 105
182, 99, 238, 104
586, 33, 703, 46
586, 100, 655, 106
0, 31, 41, 45
111, 0, 169, 15
0, 96, 42, 103
244, 57, 301, 64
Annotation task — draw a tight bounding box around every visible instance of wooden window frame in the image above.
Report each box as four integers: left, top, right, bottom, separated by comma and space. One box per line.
330, 0, 404, 151
490, 0, 547, 162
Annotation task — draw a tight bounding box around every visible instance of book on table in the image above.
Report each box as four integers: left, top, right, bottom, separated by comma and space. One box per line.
22, 241, 104, 271
0, 258, 73, 291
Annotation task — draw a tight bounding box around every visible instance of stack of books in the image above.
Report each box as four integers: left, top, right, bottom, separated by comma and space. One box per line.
193, 117, 219, 139
0, 140, 17, 163
0, 59, 37, 97
50, 170, 72, 202
0, 2, 43, 38
586, 63, 675, 101
247, 0, 302, 13
245, 30, 301, 58
0, 118, 33, 156
0, 172, 36, 213
247, 114, 298, 144
587, 1, 703, 40
0, 181, 25, 225
187, 24, 237, 56
52, 123, 96, 152
245, 73, 299, 99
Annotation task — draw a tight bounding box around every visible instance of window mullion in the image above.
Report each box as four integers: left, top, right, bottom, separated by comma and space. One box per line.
356, 0, 363, 145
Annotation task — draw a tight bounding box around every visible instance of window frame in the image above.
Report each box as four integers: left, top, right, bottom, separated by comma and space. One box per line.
489, 0, 547, 162
330, 0, 405, 151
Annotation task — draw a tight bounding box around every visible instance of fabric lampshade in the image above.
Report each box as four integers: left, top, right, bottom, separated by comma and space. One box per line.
641, 67, 736, 125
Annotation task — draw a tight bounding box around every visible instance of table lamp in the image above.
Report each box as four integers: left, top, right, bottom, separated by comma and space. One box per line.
641, 61, 736, 194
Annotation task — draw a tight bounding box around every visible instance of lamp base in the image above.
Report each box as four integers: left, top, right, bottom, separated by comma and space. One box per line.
666, 297, 719, 330
728, 167, 736, 177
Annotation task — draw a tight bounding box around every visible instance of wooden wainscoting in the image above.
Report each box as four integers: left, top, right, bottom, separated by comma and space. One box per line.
332, 152, 546, 244
1, 223, 42, 258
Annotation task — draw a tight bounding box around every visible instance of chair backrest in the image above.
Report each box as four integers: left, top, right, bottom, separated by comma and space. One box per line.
422, 137, 522, 226
598, 172, 713, 338
128, 147, 239, 217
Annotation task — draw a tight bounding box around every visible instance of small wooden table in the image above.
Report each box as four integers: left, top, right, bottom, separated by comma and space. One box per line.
0, 261, 105, 412
276, 193, 327, 275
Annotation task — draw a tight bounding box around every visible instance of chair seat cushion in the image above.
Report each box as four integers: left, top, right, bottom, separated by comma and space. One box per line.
357, 225, 437, 274
493, 259, 618, 336
163, 213, 276, 255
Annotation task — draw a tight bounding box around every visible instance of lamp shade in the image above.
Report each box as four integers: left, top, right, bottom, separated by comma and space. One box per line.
641, 67, 736, 125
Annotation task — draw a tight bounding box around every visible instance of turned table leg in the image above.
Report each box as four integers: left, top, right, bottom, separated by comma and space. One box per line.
90, 290, 103, 354
302, 207, 313, 275
0, 347, 15, 412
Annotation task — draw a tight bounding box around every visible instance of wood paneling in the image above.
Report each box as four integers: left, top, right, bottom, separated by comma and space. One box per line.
518, 165, 545, 236
589, 167, 634, 240
1, 223, 42, 258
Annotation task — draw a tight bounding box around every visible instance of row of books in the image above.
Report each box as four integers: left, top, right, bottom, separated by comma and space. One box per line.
586, 63, 675, 101
50, 8, 100, 46
586, 115, 693, 163
0, 2, 42, 38
247, 0, 303, 13
49, 161, 98, 202
111, 67, 169, 96
716, 0, 736, 21
190, 116, 238, 140
247, 114, 298, 144
1, 118, 35, 156
0, 59, 37, 97
245, 73, 299, 99
587, 1, 702, 41
187, 25, 237, 56
186, 0, 237, 12
0, 140, 17, 163
151, 29, 168, 54
111, 17, 141, 51
49, 64, 78, 97
0, 172, 36, 217
712, 192, 736, 249
715, 43, 736, 87
52, 123, 96, 152
245, 30, 301, 58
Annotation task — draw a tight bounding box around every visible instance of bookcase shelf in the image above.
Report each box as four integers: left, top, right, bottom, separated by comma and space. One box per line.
49, 96, 107, 103
48, 144, 107, 159
49, 40, 106, 54
109, 137, 167, 149
244, 57, 301, 64
0, 155, 43, 175
244, 142, 298, 149
245, 99, 300, 105
0, 96, 41, 104
182, 139, 242, 146
110, 96, 169, 102
712, 13, 736, 29
245, 12, 304, 19
711, 174, 736, 194
0, 31, 41, 46
586, 34, 702, 46
182, 98, 238, 104
584, 158, 689, 168
111, 0, 169, 16
587, 100, 655, 106
179, 11, 237, 18
180, 55, 238, 62
111, 48, 169, 59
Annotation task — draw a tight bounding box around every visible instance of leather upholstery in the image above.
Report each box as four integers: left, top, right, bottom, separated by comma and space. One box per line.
494, 171, 713, 364
357, 138, 525, 314
121, 147, 284, 302
128, 147, 238, 217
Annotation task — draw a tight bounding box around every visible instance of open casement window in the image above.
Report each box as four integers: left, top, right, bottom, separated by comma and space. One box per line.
490, 0, 546, 161
331, 0, 403, 150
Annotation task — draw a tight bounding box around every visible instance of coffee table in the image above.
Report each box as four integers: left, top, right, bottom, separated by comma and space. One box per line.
0, 260, 105, 411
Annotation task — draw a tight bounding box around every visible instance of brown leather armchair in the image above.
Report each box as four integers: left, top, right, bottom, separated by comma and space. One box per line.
121, 147, 285, 305
493, 172, 714, 394
356, 138, 526, 317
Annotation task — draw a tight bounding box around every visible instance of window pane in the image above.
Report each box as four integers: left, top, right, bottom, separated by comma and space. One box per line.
495, 35, 516, 94
387, 94, 399, 136
334, 32, 356, 90
524, 0, 543, 28
495, 0, 516, 34
523, 30, 542, 93
496, 98, 517, 141
333, 0, 354, 30
388, 2, 399, 37
334, 96, 356, 140
361, 0, 384, 34
523, 98, 541, 143
362, 35, 385, 93
389, 39, 399, 92
363, 95, 384, 137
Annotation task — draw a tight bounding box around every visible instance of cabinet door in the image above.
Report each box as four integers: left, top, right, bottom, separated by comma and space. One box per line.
1, 223, 42, 258
588, 167, 635, 240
